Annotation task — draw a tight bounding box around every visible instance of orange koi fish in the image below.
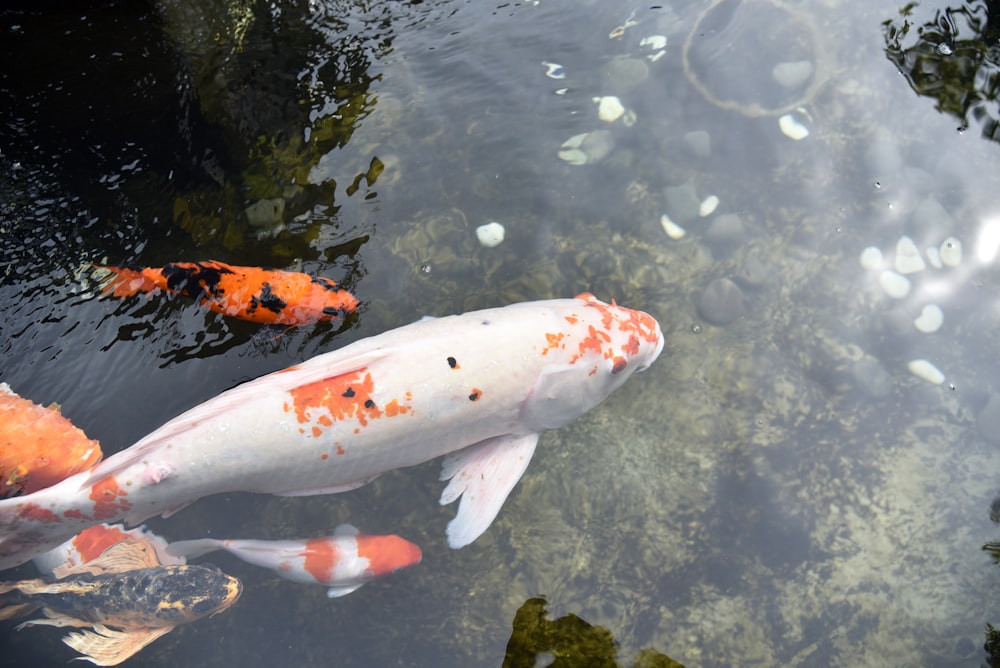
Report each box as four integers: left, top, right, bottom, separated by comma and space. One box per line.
1, 524, 240, 666
93, 260, 359, 326
0, 383, 102, 499
167, 524, 422, 598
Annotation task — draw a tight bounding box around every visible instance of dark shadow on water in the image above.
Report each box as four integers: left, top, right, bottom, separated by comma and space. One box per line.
884, 0, 1000, 142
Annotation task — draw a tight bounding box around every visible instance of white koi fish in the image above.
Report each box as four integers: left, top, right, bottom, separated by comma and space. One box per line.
166, 524, 421, 598
0, 293, 663, 570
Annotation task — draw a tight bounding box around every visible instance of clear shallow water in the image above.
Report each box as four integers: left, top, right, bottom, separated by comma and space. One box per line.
3, 0, 1000, 666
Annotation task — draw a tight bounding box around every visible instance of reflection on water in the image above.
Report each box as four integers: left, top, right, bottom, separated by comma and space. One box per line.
4, 0, 1000, 665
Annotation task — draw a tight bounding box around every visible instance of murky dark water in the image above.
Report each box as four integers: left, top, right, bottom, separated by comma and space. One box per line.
4, 0, 1000, 666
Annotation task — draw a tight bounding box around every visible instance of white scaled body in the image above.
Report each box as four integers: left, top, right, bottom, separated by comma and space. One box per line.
0, 293, 663, 570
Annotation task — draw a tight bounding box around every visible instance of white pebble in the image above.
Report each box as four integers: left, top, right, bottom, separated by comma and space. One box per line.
925, 245, 943, 269
475, 221, 505, 247
660, 214, 686, 240
940, 236, 962, 266
879, 270, 911, 299
907, 359, 945, 385
913, 304, 943, 333
639, 35, 667, 50
699, 195, 719, 217
894, 235, 925, 274
595, 96, 626, 123
859, 246, 883, 270
778, 113, 809, 140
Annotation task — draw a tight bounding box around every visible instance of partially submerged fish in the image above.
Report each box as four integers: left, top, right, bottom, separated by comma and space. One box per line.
167, 524, 422, 598
33, 523, 184, 577
0, 382, 102, 498
93, 260, 359, 325
0, 293, 663, 569
0, 532, 241, 665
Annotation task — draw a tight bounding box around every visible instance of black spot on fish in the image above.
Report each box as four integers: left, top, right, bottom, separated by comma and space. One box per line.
364, 399, 376, 409
468, 391, 480, 401
312, 276, 342, 292
251, 282, 287, 314
447, 356, 458, 368
342, 387, 356, 398
481, 320, 491, 326
162, 262, 231, 300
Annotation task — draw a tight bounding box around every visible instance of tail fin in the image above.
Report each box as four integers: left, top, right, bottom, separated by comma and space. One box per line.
90, 264, 159, 298
165, 539, 224, 560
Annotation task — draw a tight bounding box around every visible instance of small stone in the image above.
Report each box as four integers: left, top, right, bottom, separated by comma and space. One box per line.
683, 130, 711, 159
910, 197, 955, 240
907, 359, 945, 385
705, 213, 745, 247
878, 270, 910, 299
699, 195, 719, 217
925, 245, 942, 269
595, 96, 626, 123
940, 236, 962, 266
698, 278, 745, 326
850, 356, 894, 399
663, 182, 701, 223
731, 256, 767, 289
859, 246, 883, 270
660, 214, 686, 240
772, 60, 814, 89
778, 113, 809, 140
894, 235, 925, 274
475, 221, 505, 247
913, 304, 943, 333
245, 198, 286, 228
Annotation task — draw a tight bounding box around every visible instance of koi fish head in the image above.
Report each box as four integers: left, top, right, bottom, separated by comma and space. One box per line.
521, 293, 664, 431
356, 534, 423, 578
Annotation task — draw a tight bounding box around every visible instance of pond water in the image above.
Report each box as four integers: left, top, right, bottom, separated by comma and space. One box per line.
3, 0, 1000, 666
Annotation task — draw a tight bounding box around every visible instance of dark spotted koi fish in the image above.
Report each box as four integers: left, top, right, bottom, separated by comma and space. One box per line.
0, 527, 241, 666
0, 294, 662, 569
93, 260, 359, 326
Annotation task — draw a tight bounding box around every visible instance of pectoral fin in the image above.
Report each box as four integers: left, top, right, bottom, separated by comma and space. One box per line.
63, 624, 172, 665
439, 433, 539, 549
326, 583, 365, 598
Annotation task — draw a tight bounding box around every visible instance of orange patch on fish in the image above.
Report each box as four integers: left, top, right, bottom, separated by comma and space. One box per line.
541, 331, 566, 356
287, 369, 412, 435
302, 537, 340, 583
69, 524, 132, 563
19, 503, 59, 522
89, 477, 131, 520
356, 535, 423, 577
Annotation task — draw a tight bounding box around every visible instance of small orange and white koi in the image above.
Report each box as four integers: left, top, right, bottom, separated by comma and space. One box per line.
93, 260, 358, 326
166, 524, 421, 598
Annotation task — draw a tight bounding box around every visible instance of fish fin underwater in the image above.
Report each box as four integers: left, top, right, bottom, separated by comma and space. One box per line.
63, 624, 174, 666
439, 433, 539, 549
